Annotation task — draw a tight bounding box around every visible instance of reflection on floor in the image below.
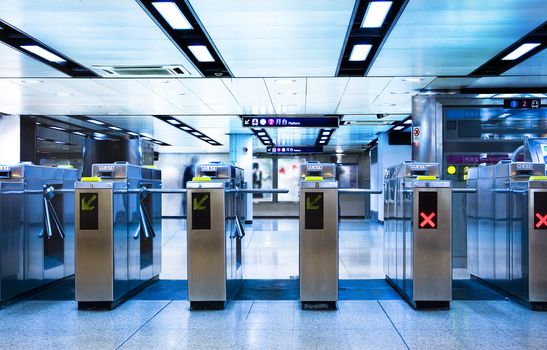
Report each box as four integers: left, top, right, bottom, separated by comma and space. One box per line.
2, 218, 547, 349
161, 218, 385, 280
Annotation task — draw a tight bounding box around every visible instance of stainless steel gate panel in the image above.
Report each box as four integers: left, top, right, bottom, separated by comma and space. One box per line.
528, 182, 547, 302
187, 183, 226, 302
299, 182, 338, 303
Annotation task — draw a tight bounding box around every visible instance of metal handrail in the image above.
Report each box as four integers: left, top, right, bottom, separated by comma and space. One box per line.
338, 189, 382, 194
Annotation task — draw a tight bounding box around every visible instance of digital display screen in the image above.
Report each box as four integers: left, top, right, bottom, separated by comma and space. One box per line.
418, 192, 438, 230
80, 193, 99, 230
534, 192, 547, 230
304, 192, 324, 230
266, 146, 323, 154
192, 192, 211, 230
243, 116, 338, 128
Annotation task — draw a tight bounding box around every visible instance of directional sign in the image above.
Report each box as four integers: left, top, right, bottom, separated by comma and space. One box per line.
503, 99, 541, 109
192, 192, 211, 230
304, 192, 324, 230
534, 192, 547, 230
412, 126, 421, 142
242, 116, 338, 128
266, 146, 323, 154
418, 192, 437, 230
80, 193, 99, 230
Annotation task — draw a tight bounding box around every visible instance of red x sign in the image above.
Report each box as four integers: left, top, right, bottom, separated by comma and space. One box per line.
536, 213, 547, 229
420, 211, 436, 228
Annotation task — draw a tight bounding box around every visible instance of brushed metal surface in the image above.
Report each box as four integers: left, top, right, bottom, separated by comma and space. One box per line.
299, 183, 338, 302
75, 184, 114, 302
528, 186, 547, 302
412, 186, 452, 301
187, 185, 227, 302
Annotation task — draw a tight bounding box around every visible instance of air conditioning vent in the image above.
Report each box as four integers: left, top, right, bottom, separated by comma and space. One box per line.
92, 65, 190, 77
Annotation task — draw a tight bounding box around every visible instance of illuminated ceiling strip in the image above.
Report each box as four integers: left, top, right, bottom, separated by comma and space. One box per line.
154, 115, 222, 145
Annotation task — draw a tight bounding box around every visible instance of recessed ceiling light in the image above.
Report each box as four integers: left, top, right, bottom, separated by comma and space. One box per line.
402, 78, 424, 83
20, 45, 65, 63
50, 126, 65, 131
390, 91, 410, 95
142, 137, 152, 141
72, 131, 85, 136
321, 136, 328, 140
37, 137, 45, 141
94, 132, 106, 137
394, 125, 405, 131
21, 80, 43, 84
502, 43, 541, 60
361, 1, 393, 28
127, 131, 139, 136
477, 94, 494, 98
403, 119, 412, 125
108, 126, 122, 131
188, 45, 215, 62
180, 126, 192, 131
349, 44, 372, 62
54, 140, 66, 144
190, 131, 202, 136
94, 137, 104, 141
152, 2, 193, 30
167, 119, 181, 125
257, 132, 266, 136
87, 119, 105, 125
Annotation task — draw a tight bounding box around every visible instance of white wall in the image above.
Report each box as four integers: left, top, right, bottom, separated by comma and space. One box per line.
155, 152, 229, 216
0, 115, 20, 164
372, 132, 411, 221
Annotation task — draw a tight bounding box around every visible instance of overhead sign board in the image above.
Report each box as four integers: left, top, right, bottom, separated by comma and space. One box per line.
503, 99, 541, 109
266, 146, 323, 154
242, 116, 338, 128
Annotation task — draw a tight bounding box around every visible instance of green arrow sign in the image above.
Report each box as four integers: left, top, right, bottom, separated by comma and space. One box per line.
81, 194, 97, 211
193, 194, 209, 211
306, 194, 322, 210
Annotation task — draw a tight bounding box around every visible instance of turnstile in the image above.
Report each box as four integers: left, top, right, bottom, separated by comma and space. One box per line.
186, 163, 245, 309
467, 160, 547, 309
384, 162, 452, 309
75, 163, 162, 309
0, 164, 76, 305
299, 162, 338, 309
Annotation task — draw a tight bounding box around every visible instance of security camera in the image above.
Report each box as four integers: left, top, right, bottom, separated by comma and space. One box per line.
376, 114, 387, 119
243, 146, 248, 153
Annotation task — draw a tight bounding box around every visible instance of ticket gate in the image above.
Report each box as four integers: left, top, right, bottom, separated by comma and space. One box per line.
384, 162, 452, 309
186, 163, 245, 309
467, 154, 547, 309
299, 162, 338, 309
0, 164, 76, 305
74, 163, 162, 309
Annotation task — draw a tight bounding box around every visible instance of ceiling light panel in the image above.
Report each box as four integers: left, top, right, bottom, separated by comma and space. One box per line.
152, 2, 193, 30
0, 0, 200, 77
188, 0, 355, 77
502, 43, 541, 61
368, 0, 547, 76
361, 1, 393, 28
0, 43, 68, 77
504, 49, 547, 76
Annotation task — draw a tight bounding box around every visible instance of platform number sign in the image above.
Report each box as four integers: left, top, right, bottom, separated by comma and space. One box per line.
192, 192, 211, 230
305, 192, 324, 230
80, 193, 99, 230
418, 192, 437, 230
534, 192, 547, 230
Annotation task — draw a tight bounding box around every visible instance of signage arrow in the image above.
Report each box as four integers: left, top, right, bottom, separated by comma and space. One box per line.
306, 194, 322, 210
244, 118, 250, 125
81, 194, 97, 211
193, 194, 209, 211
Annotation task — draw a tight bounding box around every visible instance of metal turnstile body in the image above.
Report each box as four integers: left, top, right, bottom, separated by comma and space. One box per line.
0, 164, 76, 304
75, 163, 162, 309
299, 162, 338, 309
186, 163, 245, 309
467, 161, 547, 309
384, 162, 452, 309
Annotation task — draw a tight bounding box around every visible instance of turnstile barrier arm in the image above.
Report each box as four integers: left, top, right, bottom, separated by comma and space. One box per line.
453, 188, 477, 193
229, 188, 289, 194
338, 189, 382, 194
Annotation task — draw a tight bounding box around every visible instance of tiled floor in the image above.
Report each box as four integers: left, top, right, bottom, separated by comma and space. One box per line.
2, 218, 547, 349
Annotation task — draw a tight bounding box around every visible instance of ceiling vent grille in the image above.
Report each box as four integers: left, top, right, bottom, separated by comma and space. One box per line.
92, 65, 190, 77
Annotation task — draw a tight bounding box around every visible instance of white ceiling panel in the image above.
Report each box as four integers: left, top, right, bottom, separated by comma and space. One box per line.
188, 0, 355, 77
0, 0, 200, 77
468, 75, 547, 89
222, 78, 275, 115
0, 43, 68, 78
181, 79, 242, 114
305, 77, 349, 114
504, 49, 547, 76
369, 0, 547, 76
264, 78, 307, 114
425, 78, 479, 90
